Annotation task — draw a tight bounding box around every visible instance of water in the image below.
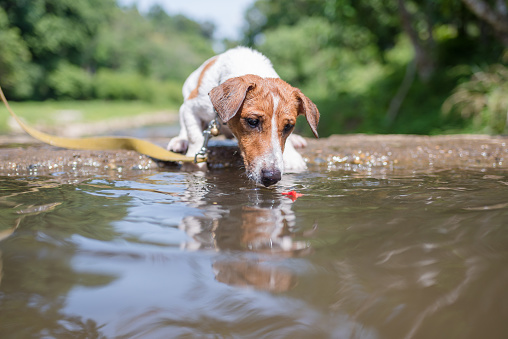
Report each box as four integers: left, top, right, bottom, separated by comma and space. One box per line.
0, 167, 507, 338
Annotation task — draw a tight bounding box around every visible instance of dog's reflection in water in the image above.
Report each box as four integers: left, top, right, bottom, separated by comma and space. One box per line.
178, 181, 314, 292
213, 256, 297, 293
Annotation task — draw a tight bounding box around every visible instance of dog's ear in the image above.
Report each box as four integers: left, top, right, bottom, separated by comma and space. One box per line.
209, 77, 256, 123
295, 89, 320, 138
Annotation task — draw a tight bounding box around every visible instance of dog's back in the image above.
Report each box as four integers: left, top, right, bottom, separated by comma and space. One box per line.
182, 47, 279, 103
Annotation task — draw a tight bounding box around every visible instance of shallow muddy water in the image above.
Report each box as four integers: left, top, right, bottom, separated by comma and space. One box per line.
0, 166, 507, 338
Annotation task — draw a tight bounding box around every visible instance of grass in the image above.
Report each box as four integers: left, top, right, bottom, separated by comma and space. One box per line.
0, 100, 180, 134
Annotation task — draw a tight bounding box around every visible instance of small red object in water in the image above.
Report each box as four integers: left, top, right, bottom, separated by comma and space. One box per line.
282, 190, 304, 201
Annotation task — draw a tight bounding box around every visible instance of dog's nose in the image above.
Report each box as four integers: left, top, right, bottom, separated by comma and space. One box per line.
261, 169, 281, 187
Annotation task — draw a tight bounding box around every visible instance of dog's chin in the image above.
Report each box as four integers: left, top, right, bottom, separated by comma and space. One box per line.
248, 176, 270, 188
246, 171, 261, 186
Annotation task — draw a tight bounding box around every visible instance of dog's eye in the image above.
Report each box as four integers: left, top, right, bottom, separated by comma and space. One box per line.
283, 123, 294, 133
245, 118, 260, 128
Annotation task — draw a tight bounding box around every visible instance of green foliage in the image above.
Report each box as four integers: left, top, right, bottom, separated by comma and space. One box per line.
92, 70, 182, 104
443, 64, 508, 134
0, 0, 116, 99
0, 0, 214, 105
247, 0, 508, 136
93, 7, 214, 82
93, 70, 152, 101
2, 0, 508, 136
259, 18, 336, 88
256, 11, 399, 136
0, 7, 34, 99
47, 62, 93, 99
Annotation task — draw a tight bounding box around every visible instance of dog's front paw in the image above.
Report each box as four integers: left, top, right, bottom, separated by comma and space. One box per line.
167, 136, 189, 153
288, 134, 307, 149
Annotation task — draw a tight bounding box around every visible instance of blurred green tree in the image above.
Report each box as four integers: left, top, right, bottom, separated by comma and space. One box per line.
243, 0, 508, 135
0, 0, 215, 102
0, 0, 116, 99
0, 7, 34, 99
443, 64, 508, 133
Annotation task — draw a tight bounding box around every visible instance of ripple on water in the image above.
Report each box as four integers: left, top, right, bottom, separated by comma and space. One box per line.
0, 168, 507, 338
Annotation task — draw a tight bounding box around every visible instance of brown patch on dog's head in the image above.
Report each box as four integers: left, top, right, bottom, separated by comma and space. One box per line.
209, 75, 319, 186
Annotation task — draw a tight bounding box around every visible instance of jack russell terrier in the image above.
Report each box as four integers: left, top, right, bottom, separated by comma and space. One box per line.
168, 47, 319, 187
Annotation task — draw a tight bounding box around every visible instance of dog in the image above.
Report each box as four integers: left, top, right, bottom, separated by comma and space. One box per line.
168, 47, 319, 187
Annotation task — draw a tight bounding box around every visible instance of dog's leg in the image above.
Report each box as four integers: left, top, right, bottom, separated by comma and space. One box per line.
168, 102, 208, 170
183, 112, 206, 159
178, 106, 210, 170
167, 104, 191, 153
283, 136, 307, 173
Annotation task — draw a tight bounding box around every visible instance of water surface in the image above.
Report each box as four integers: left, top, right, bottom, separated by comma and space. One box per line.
0, 167, 507, 338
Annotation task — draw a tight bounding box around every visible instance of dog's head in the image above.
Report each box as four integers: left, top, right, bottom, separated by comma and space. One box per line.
209, 74, 319, 187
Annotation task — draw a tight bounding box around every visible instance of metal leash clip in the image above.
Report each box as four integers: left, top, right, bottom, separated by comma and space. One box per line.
194, 116, 220, 163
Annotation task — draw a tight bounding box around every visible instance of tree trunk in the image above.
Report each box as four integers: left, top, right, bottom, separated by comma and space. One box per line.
397, 0, 436, 82
386, 58, 417, 125
461, 0, 508, 46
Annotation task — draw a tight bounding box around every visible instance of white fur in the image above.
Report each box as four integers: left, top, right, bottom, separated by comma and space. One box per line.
269, 95, 285, 173
283, 139, 307, 173
168, 47, 307, 179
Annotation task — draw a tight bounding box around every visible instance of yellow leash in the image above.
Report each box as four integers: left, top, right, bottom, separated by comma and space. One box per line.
0, 86, 204, 163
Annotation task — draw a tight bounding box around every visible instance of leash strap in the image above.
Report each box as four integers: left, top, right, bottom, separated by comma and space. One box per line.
0, 86, 205, 163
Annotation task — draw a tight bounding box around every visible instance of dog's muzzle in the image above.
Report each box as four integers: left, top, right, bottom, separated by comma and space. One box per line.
260, 168, 282, 187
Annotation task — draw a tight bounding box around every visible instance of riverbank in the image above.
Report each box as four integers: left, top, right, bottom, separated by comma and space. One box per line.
0, 134, 506, 177
0, 100, 179, 135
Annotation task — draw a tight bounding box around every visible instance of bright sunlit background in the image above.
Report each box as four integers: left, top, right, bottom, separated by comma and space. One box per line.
1, 0, 507, 137
117, 0, 256, 40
